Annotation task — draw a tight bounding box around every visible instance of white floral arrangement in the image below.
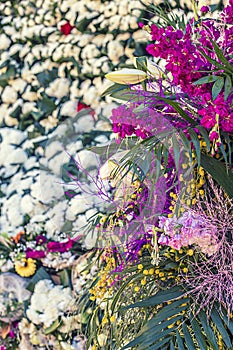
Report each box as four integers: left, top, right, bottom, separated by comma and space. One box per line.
18, 279, 84, 350
0, 0, 153, 250
0, 0, 150, 132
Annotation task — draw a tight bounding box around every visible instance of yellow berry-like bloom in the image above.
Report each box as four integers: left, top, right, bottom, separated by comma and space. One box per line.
15, 258, 36, 277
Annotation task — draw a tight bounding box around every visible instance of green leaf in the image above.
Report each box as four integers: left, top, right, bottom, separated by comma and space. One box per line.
188, 128, 201, 166
38, 96, 56, 114
122, 286, 185, 309
26, 267, 52, 292
59, 269, 71, 287
157, 97, 197, 125
176, 330, 185, 350
135, 56, 148, 72
31, 111, 44, 121
224, 75, 232, 100
219, 141, 229, 166
170, 339, 176, 350
0, 66, 16, 87
76, 16, 97, 32
212, 77, 224, 100
101, 83, 129, 97
210, 39, 233, 73
198, 310, 218, 350
195, 126, 211, 152
137, 326, 176, 350
221, 308, 233, 336
182, 323, 196, 350
0, 66, 16, 80
122, 298, 189, 350
223, 132, 232, 168
199, 49, 232, 74
9, 105, 21, 119
110, 89, 143, 101
147, 336, 171, 349
200, 153, 233, 198
193, 75, 220, 85
190, 317, 207, 350
172, 134, 181, 171
179, 130, 192, 160
36, 68, 58, 86
44, 319, 61, 335
210, 307, 232, 348
121, 308, 184, 350
133, 152, 152, 178
89, 139, 135, 156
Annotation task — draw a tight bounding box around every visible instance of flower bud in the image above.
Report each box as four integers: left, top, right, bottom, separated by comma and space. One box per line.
105, 68, 147, 85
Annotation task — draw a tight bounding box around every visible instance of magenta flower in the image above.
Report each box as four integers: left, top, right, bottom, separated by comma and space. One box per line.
26, 248, 46, 259
35, 235, 47, 245
47, 239, 73, 253
209, 131, 219, 141
200, 6, 210, 13
8, 330, 15, 339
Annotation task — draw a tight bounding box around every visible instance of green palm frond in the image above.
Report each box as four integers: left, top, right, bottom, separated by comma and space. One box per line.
120, 286, 233, 350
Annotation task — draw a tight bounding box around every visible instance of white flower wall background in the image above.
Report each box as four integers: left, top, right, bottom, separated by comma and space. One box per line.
0, 0, 151, 241
0, 0, 150, 131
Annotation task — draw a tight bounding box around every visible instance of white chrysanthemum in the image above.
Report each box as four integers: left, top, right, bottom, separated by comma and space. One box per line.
27, 279, 75, 328
0, 33, 11, 50
66, 195, 94, 221
60, 100, 77, 117
1, 86, 18, 104
45, 141, 63, 159
30, 172, 63, 203
46, 78, 70, 99
20, 195, 34, 215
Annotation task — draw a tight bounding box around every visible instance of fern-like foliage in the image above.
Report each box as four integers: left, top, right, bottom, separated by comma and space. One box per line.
120, 286, 233, 350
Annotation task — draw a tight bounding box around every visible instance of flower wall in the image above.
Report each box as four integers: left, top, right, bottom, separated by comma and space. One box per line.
0, 0, 232, 350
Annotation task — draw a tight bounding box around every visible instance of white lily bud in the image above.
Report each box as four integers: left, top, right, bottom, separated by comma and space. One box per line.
105, 68, 147, 85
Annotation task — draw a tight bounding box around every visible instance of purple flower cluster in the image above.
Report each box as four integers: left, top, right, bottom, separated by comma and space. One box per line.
158, 211, 219, 255
146, 23, 209, 97
111, 103, 173, 140
111, 104, 151, 140
199, 93, 233, 132
25, 235, 76, 259
145, 6, 233, 133
222, 0, 233, 24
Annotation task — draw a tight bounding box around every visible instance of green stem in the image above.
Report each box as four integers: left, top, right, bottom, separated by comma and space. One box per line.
191, 0, 199, 21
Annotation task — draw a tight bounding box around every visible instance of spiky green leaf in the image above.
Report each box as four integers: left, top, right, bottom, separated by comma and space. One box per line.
212, 77, 224, 100
193, 75, 220, 85
224, 75, 232, 100
198, 310, 218, 350
200, 153, 233, 198
190, 317, 207, 350
122, 286, 186, 309
211, 307, 232, 348
182, 323, 196, 350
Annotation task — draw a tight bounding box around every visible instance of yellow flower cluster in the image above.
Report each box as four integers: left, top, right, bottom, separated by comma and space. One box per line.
168, 145, 207, 218
89, 253, 116, 301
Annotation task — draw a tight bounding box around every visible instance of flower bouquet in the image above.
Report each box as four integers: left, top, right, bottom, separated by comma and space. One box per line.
73, 1, 233, 349
0, 0, 233, 349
